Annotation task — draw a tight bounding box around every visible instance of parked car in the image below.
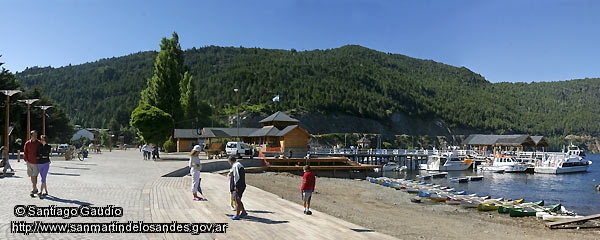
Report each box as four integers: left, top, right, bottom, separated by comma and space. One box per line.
57, 144, 69, 155
225, 141, 254, 158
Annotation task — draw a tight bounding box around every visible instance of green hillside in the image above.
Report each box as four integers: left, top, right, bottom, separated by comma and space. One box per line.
14, 45, 600, 140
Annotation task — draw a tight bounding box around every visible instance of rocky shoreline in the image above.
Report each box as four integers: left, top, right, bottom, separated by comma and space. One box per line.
245, 172, 600, 240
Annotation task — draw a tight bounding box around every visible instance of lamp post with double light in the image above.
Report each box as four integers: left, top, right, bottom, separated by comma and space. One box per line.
37, 105, 52, 135
1, 90, 21, 155
233, 88, 240, 141
18, 99, 39, 140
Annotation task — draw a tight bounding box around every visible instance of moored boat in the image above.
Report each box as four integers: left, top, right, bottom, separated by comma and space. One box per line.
449, 177, 469, 183
534, 145, 592, 174
379, 162, 401, 172
421, 152, 473, 171
477, 156, 528, 173
466, 176, 484, 181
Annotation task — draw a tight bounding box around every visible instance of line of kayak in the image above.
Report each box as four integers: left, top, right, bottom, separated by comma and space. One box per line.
366, 176, 584, 221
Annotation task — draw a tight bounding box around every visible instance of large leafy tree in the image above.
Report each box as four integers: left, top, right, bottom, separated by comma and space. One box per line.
140, 32, 186, 124
129, 104, 173, 145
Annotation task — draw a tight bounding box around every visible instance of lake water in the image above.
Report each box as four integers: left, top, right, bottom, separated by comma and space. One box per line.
383, 154, 600, 216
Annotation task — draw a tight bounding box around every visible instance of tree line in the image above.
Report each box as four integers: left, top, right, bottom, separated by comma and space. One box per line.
12, 42, 600, 149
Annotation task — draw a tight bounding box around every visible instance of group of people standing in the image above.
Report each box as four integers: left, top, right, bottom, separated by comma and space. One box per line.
141, 144, 160, 160
23, 130, 52, 198
187, 145, 316, 220
188, 145, 248, 220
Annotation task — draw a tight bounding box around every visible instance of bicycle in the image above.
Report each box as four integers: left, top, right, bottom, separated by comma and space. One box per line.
71, 148, 87, 161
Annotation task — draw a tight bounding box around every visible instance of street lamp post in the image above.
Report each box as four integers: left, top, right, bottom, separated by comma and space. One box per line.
110, 134, 115, 152
37, 105, 53, 135
18, 99, 39, 140
233, 88, 239, 141
1, 90, 21, 156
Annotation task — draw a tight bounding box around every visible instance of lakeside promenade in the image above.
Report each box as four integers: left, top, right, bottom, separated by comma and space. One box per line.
0, 150, 396, 239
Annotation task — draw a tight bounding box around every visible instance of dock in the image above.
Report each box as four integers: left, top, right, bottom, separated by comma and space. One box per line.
320, 149, 429, 170
262, 156, 382, 178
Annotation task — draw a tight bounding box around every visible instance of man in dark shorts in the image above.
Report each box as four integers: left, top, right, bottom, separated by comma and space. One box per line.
228, 156, 247, 220
23, 130, 41, 197
301, 165, 316, 215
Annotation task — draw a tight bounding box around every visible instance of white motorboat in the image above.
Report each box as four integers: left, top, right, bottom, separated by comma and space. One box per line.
420, 152, 472, 171
534, 145, 592, 174
376, 162, 404, 172
477, 156, 528, 173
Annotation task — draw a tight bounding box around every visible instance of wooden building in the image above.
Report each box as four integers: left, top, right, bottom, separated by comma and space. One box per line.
462, 134, 548, 152
357, 136, 371, 149
173, 111, 310, 154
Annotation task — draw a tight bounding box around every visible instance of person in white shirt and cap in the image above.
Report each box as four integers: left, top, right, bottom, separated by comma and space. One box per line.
189, 145, 205, 201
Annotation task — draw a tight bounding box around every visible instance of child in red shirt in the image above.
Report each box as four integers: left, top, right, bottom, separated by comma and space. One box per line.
301, 165, 316, 215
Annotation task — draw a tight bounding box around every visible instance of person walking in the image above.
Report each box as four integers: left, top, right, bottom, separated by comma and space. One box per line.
228, 171, 236, 211
1, 146, 15, 175
144, 144, 153, 160
189, 145, 205, 201
37, 135, 52, 198
23, 130, 41, 197
301, 165, 316, 215
228, 156, 247, 220
142, 144, 148, 160
15, 138, 22, 162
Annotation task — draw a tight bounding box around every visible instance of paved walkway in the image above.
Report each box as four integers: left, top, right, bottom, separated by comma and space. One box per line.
0, 150, 396, 239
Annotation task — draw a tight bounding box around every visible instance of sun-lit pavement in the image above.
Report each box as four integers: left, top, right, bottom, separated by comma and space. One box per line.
0, 150, 186, 240
0, 149, 396, 240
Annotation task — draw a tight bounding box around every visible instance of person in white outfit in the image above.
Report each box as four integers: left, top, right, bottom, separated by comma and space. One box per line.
189, 145, 205, 201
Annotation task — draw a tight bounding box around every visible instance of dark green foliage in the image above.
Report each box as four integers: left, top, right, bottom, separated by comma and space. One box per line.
140, 32, 185, 123
163, 136, 176, 153
1, 60, 73, 143
129, 104, 173, 145
13, 44, 600, 140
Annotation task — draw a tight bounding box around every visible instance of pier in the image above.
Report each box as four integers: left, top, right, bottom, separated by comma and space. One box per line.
309, 148, 461, 170
261, 155, 382, 178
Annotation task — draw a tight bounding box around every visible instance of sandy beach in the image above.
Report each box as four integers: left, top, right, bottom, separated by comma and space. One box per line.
245, 172, 600, 240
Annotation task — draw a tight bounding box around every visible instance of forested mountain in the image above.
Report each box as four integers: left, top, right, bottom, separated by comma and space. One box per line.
14, 45, 600, 142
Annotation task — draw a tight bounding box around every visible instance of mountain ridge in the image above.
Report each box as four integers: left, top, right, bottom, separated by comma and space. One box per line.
14, 44, 600, 149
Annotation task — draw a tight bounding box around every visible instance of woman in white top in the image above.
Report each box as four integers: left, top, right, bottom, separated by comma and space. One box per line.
189, 145, 204, 201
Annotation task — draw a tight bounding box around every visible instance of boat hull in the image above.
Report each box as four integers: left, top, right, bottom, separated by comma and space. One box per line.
534, 165, 589, 174
542, 214, 583, 222
477, 203, 500, 211
509, 208, 538, 217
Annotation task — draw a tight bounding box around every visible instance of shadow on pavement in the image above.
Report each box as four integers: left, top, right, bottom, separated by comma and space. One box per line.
42, 195, 93, 206
226, 213, 288, 224
247, 210, 274, 214
0, 174, 21, 178
61, 167, 90, 170
73, 163, 98, 166
49, 172, 81, 177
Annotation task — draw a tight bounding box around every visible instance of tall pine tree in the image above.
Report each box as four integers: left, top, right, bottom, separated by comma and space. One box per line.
140, 32, 186, 125
180, 71, 197, 121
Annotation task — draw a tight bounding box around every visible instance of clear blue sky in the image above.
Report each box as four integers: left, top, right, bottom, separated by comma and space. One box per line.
1, 0, 599, 83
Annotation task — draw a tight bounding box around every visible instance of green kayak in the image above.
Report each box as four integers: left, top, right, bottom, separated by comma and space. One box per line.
509, 202, 560, 217
498, 200, 544, 214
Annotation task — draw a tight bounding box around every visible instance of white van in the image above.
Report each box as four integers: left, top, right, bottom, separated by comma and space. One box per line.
225, 142, 254, 158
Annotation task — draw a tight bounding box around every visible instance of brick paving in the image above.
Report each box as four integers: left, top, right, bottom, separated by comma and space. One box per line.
0, 150, 396, 239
